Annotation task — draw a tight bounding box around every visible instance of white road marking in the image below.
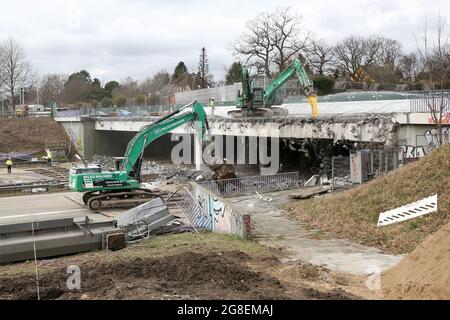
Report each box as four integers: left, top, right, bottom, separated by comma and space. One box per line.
0, 209, 87, 220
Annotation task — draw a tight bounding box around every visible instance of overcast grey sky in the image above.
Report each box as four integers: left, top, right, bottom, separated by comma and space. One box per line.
0, 0, 448, 84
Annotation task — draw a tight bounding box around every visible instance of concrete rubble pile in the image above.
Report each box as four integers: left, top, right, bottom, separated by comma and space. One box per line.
141, 161, 202, 182
90, 155, 203, 182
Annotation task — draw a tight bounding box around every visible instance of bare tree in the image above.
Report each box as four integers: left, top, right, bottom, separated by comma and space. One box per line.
334, 36, 382, 82
0, 38, 37, 114
306, 38, 335, 75
140, 70, 170, 93
415, 13, 450, 145
398, 53, 420, 87
269, 7, 310, 72
113, 77, 139, 99
232, 7, 310, 77
40, 74, 67, 106
367, 37, 403, 83
231, 11, 274, 77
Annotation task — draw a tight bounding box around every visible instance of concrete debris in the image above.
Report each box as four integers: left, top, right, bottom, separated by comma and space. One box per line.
149, 224, 196, 236
289, 185, 332, 200
140, 182, 161, 192
304, 175, 329, 188
195, 175, 205, 182
211, 114, 396, 126
332, 176, 354, 188
141, 161, 202, 182
90, 155, 203, 182
255, 191, 273, 202
116, 197, 174, 241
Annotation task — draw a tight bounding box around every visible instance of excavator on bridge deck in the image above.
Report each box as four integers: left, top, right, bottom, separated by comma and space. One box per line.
69, 101, 209, 210
228, 58, 319, 118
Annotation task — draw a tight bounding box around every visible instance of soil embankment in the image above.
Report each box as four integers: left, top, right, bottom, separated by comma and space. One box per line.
382, 222, 450, 299
0, 118, 70, 154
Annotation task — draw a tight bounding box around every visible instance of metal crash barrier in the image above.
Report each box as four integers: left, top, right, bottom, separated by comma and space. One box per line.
197, 172, 301, 198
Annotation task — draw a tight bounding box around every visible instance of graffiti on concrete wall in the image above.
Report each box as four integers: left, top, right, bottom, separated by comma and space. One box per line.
401, 128, 450, 159
193, 183, 251, 238
196, 191, 212, 229
401, 145, 427, 159
424, 128, 450, 148
428, 112, 450, 125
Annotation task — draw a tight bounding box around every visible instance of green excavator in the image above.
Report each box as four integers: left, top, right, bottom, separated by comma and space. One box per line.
228, 58, 319, 118
69, 101, 208, 210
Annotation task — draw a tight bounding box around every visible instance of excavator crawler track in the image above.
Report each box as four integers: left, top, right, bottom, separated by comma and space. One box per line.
85, 189, 170, 210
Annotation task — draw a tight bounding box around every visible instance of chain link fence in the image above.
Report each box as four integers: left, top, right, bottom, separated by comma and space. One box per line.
331, 149, 403, 191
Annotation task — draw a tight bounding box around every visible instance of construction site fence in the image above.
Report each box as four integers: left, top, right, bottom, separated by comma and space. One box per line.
331, 149, 403, 191
410, 91, 450, 112
197, 172, 301, 198
48, 89, 450, 119
175, 83, 242, 106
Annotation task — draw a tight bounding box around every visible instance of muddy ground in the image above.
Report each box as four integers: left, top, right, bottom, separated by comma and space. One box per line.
0, 233, 370, 300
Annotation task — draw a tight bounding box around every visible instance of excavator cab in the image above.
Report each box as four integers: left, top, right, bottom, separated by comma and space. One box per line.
252, 87, 264, 107
114, 157, 125, 171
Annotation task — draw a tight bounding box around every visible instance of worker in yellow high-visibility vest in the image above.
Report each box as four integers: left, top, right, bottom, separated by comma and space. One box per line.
5, 158, 13, 174
46, 150, 53, 167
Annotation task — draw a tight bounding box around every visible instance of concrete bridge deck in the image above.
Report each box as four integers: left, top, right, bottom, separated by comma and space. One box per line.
55, 100, 448, 161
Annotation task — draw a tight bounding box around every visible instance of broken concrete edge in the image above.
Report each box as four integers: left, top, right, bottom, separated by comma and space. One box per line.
190, 182, 252, 240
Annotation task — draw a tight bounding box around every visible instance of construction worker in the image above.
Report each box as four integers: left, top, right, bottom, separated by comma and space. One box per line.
46, 150, 53, 167
209, 97, 216, 116
5, 158, 13, 174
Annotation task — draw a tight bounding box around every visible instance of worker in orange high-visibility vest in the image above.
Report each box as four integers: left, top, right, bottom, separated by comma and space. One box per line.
5, 158, 13, 174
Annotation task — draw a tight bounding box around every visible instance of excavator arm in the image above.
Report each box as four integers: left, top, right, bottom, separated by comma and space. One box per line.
121, 101, 208, 180
264, 58, 318, 118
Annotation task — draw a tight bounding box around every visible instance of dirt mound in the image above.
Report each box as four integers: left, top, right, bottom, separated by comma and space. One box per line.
0, 118, 70, 153
290, 144, 450, 254
0, 252, 285, 300
0, 251, 359, 300
382, 222, 450, 299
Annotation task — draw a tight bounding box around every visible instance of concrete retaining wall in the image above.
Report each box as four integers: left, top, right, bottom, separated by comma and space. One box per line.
191, 183, 252, 239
